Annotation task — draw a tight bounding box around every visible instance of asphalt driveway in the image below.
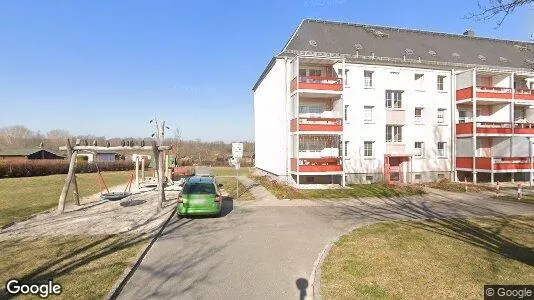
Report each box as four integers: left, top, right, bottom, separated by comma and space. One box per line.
117, 193, 534, 300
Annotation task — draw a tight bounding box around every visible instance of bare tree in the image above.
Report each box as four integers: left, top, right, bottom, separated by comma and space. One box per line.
46, 129, 72, 140
468, 0, 533, 27
0, 125, 35, 145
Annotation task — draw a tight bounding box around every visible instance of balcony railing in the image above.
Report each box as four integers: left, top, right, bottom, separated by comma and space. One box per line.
291, 117, 343, 132
456, 122, 534, 135
291, 76, 343, 92
290, 157, 342, 172
298, 148, 339, 159
457, 157, 533, 171
476, 86, 513, 100
515, 89, 534, 101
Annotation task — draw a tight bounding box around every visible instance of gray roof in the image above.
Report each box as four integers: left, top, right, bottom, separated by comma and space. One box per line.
253, 19, 534, 90
0, 148, 62, 157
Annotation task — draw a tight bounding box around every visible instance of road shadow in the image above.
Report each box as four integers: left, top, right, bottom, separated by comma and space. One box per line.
321, 196, 534, 267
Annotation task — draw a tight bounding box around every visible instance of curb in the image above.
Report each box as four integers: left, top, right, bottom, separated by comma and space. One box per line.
105, 208, 176, 300
310, 241, 334, 300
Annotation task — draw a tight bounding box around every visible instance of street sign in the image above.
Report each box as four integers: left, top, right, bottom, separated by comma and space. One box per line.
232, 142, 243, 158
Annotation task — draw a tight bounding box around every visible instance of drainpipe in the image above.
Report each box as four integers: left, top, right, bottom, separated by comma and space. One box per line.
341, 58, 346, 187
296, 56, 300, 186
472, 68, 477, 183
451, 68, 456, 181
511, 72, 515, 182
284, 56, 290, 182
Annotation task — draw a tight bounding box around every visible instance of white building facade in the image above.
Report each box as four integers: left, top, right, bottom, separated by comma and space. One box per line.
253, 19, 534, 186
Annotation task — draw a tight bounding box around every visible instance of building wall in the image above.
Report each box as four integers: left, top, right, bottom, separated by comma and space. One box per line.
96, 153, 116, 162
340, 63, 452, 183
254, 58, 288, 176
456, 70, 473, 90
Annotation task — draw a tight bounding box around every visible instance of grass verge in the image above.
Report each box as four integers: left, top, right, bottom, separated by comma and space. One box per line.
249, 175, 424, 199
0, 171, 132, 227
425, 179, 496, 193
212, 167, 251, 177
491, 194, 534, 203
0, 234, 147, 299
321, 216, 534, 300
216, 177, 254, 201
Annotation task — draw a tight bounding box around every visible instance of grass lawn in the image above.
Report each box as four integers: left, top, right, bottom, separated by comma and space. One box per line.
249, 175, 424, 199
0, 234, 147, 299
321, 216, 534, 300
0, 171, 132, 228
212, 167, 251, 177
216, 176, 254, 201
492, 194, 534, 203
425, 179, 496, 193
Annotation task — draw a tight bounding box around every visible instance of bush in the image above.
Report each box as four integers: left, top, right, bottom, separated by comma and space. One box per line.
0, 160, 135, 178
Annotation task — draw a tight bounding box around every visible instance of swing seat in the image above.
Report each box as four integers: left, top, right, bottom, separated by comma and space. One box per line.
100, 192, 131, 201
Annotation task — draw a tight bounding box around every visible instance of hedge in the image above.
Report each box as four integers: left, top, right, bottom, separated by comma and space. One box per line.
0, 160, 136, 178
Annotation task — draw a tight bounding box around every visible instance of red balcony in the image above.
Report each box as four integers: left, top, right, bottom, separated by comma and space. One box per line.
290, 117, 342, 132
456, 122, 514, 135
476, 86, 513, 100
457, 157, 532, 171
290, 76, 343, 92
456, 122, 534, 136
514, 123, 534, 135
515, 89, 534, 101
291, 157, 342, 172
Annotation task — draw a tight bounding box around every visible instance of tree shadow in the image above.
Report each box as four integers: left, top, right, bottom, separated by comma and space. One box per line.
316, 196, 534, 267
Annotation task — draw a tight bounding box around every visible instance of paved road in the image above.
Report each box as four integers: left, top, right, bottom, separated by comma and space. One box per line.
118, 191, 534, 300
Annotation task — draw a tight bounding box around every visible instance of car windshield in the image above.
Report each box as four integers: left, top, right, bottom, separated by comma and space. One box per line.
183, 183, 216, 195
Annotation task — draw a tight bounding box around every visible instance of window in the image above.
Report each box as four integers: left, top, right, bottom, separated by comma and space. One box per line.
437, 173, 445, 179
344, 141, 349, 155
437, 142, 446, 157
299, 105, 323, 115
458, 111, 467, 123
309, 69, 322, 77
386, 125, 402, 142
385, 90, 403, 109
515, 107, 526, 122
338, 69, 349, 86
390, 71, 400, 79
365, 175, 374, 182
414, 142, 424, 157
344, 105, 349, 121
437, 108, 446, 124
363, 106, 374, 123
299, 69, 307, 76
364, 70, 373, 87
415, 74, 424, 90
414, 174, 422, 181
364, 141, 374, 157
415, 107, 423, 123
437, 75, 446, 91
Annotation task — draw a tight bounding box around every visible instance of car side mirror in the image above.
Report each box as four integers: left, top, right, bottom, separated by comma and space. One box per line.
218, 183, 223, 187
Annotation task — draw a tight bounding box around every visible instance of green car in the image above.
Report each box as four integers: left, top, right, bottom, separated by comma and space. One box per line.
176, 176, 223, 218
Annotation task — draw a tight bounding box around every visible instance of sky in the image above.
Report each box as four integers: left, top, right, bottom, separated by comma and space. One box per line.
0, 0, 533, 142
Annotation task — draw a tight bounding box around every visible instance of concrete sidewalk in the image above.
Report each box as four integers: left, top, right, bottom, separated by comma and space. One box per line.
237, 176, 278, 202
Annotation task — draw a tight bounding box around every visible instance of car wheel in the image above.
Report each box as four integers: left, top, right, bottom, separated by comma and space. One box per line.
176, 213, 183, 220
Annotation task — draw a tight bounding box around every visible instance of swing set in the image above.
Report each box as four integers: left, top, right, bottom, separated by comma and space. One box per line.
95, 160, 135, 201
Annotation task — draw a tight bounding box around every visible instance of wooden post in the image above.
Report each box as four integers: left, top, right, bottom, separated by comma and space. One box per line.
57, 148, 78, 214
66, 139, 80, 205
152, 141, 165, 211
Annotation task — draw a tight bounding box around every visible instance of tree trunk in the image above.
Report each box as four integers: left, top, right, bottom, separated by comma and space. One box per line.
57, 149, 78, 214
152, 141, 165, 212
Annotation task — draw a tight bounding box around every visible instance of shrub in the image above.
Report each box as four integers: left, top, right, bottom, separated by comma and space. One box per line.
0, 160, 135, 178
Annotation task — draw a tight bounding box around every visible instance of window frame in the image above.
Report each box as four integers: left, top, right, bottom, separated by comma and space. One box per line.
386, 125, 403, 143
364, 141, 374, 157
437, 142, 446, 157
415, 73, 424, 90
363, 105, 374, 123
386, 90, 403, 109
414, 107, 423, 123
414, 141, 424, 157
437, 75, 446, 91
437, 108, 446, 124
364, 70, 373, 88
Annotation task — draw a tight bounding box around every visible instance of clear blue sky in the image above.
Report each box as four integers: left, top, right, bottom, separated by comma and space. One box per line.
1, 0, 532, 142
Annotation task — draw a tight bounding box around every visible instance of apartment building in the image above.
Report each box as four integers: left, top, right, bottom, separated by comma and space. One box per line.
253, 19, 534, 186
